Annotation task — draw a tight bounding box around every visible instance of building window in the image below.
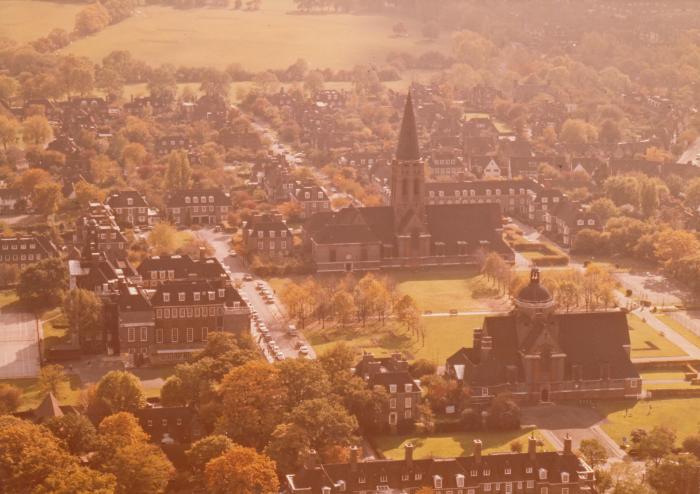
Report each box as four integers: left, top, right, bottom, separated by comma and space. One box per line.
540, 488, 548, 494
404, 409, 412, 419
127, 328, 135, 342
434, 476, 442, 489
156, 309, 163, 319
140, 327, 148, 342
389, 398, 396, 409
178, 292, 185, 302
194, 293, 200, 302
562, 473, 569, 483
539, 469, 547, 480
202, 327, 208, 341
484, 484, 491, 492
405, 397, 412, 408
186, 328, 193, 342
389, 384, 397, 393
218, 289, 225, 298
156, 328, 163, 344
163, 293, 170, 302
172, 328, 179, 343
505, 483, 512, 493
527, 481, 534, 488
389, 412, 397, 425
562, 489, 568, 494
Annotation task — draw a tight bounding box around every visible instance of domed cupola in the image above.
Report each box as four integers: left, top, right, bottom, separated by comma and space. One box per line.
515, 268, 554, 311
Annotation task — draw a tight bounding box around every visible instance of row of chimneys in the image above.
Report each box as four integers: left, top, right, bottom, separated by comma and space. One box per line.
473, 329, 493, 359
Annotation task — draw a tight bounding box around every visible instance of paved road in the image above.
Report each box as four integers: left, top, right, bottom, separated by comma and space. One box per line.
0, 311, 40, 378
196, 228, 316, 362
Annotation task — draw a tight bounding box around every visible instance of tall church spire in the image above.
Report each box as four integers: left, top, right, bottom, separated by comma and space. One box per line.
395, 91, 420, 161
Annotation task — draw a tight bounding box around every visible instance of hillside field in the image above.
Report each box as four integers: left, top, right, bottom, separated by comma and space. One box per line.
0, 0, 81, 43
61, 0, 448, 70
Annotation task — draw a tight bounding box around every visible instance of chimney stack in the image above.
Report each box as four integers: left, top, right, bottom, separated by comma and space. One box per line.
481, 335, 493, 360
349, 445, 359, 471
528, 434, 537, 461
404, 442, 414, 470
199, 246, 206, 260
473, 439, 482, 465
564, 434, 572, 454
473, 328, 483, 350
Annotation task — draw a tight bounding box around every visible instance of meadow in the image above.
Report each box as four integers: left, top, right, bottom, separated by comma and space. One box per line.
0, 0, 81, 43
62, 0, 449, 70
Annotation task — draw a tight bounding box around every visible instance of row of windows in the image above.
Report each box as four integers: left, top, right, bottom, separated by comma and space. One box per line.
162, 290, 223, 303
146, 417, 183, 427
115, 206, 146, 212
1, 243, 37, 250
2, 253, 41, 261
155, 306, 224, 319
302, 191, 326, 200
128, 326, 208, 344
388, 397, 412, 409
256, 230, 287, 238
388, 384, 413, 393
428, 188, 528, 198
388, 409, 412, 423
344, 486, 566, 494
184, 195, 217, 204
257, 240, 287, 251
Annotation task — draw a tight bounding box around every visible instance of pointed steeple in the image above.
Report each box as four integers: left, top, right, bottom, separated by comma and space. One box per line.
395, 92, 420, 161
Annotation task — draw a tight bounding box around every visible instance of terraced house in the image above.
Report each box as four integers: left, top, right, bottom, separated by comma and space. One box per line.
286, 436, 597, 493
242, 213, 293, 258
105, 190, 154, 227
165, 188, 231, 226
0, 234, 59, 271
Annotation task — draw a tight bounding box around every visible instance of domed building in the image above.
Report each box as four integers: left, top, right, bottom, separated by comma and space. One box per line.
446, 268, 640, 403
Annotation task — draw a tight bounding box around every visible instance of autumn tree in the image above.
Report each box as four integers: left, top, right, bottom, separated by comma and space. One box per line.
17, 257, 68, 309
38, 364, 69, 398
22, 115, 53, 146
75, 179, 106, 207
0, 114, 20, 151
205, 444, 279, 494
92, 371, 146, 418
578, 438, 607, 467
186, 435, 234, 473
148, 222, 183, 255
216, 360, 287, 449
277, 358, 331, 411
331, 289, 356, 327
0, 383, 22, 413
45, 413, 98, 456
647, 454, 700, 494
280, 278, 317, 329
74, 2, 111, 36
63, 288, 104, 350
165, 149, 192, 190
105, 441, 174, 494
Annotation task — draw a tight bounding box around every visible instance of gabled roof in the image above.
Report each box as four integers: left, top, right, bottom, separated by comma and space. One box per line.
34, 393, 63, 420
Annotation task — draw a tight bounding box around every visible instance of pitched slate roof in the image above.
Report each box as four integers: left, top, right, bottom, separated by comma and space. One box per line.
105, 190, 149, 208
34, 393, 63, 420
425, 203, 510, 253
396, 92, 420, 161
137, 254, 227, 282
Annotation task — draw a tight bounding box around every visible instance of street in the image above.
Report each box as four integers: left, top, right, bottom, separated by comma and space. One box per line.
196, 228, 316, 362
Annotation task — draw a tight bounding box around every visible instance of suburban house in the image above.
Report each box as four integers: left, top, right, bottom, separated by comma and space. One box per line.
0, 234, 59, 271
425, 179, 538, 217
105, 190, 154, 227
428, 148, 465, 179
165, 189, 231, 226
137, 253, 227, 288
241, 213, 293, 258
445, 269, 640, 404
286, 436, 597, 493
135, 405, 202, 445
304, 93, 513, 273
0, 188, 22, 215
354, 353, 422, 433
543, 200, 599, 247
291, 184, 331, 219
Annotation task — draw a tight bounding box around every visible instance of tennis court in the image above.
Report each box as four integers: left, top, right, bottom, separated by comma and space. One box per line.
0, 311, 40, 378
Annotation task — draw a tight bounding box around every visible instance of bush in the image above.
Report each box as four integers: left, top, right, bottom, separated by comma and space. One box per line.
460, 408, 482, 431
409, 359, 437, 379
0, 264, 19, 287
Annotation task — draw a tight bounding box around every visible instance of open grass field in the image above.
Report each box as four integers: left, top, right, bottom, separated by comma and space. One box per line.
375, 427, 553, 460
308, 315, 483, 364
0, 0, 81, 44
657, 314, 700, 350
0, 289, 18, 309
628, 313, 687, 358
0, 373, 82, 411
63, 0, 449, 70
597, 398, 700, 447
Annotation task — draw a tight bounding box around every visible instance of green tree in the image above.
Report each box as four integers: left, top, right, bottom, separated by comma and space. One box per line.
186, 435, 234, 473
38, 364, 69, 398
63, 288, 104, 350
93, 371, 146, 417
578, 438, 607, 467
589, 197, 619, 224
33, 182, 62, 217
147, 65, 178, 104
0, 114, 21, 151
0, 383, 22, 413
45, 413, 98, 456
165, 149, 192, 190
277, 358, 331, 411
638, 425, 676, 464
647, 454, 700, 494
286, 398, 358, 454
17, 257, 68, 309
264, 422, 311, 475
204, 444, 279, 494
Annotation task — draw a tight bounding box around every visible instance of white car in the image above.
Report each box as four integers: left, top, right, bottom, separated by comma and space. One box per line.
275, 352, 285, 361
298, 345, 309, 356
228, 250, 237, 257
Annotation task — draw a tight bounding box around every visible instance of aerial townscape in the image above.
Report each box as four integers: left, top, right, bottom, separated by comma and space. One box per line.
4, 0, 700, 493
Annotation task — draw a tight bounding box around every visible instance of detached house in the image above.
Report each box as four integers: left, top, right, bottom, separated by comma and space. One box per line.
242, 213, 293, 258
0, 234, 59, 271
105, 190, 154, 228
291, 184, 331, 219
165, 189, 231, 226
354, 353, 422, 433
544, 200, 598, 247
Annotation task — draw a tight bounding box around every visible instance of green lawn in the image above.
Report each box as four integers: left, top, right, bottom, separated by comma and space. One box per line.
628, 314, 686, 358
640, 369, 689, 381
0, 374, 83, 411
63, 0, 448, 70
375, 427, 553, 460
598, 398, 700, 447
657, 314, 700, 350
0, 289, 18, 309
308, 315, 483, 364
0, 0, 81, 43
41, 307, 70, 355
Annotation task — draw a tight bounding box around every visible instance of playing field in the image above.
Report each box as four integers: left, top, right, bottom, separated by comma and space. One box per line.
0, 0, 81, 43
0, 311, 40, 379
62, 0, 448, 70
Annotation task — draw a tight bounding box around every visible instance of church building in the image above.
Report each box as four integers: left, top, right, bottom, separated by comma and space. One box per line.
304, 93, 513, 272
446, 269, 641, 403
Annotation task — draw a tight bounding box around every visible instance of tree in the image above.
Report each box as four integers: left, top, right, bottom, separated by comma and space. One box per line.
33, 463, 116, 494
0, 114, 21, 151
22, 115, 53, 146
303, 70, 325, 95
560, 118, 598, 150
319, 342, 356, 377
683, 434, 700, 458
0, 383, 22, 413
97, 412, 149, 451
147, 65, 177, 104
165, 149, 192, 190
589, 198, 619, 224
17, 257, 68, 309
148, 222, 183, 255
105, 441, 174, 494
75, 180, 106, 207
599, 119, 622, 146
654, 229, 700, 266
638, 425, 676, 464
96, 66, 125, 99
45, 413, 98, 456
16, 168, 51, 196
74, 2, 111, 36
603, 175, 640, 207
486, 394, 521, 430
39, 364, 69, 397
0, 75, 19, 101
63, 288, 104, 350
578, 438, 607, 467
33, 182, 62, 216
647, 454, 700, 494
216, 361, 287, 449
277, 358, 331, 411
409, 359, 437, 379
253, 71, 280, 94
287, 398, 358, 455
93, 371, 146, 417
205, 444, 279, 494
187, 435, 234, 473
90, 154, 119, 186
331, 290, 356, 326
200, 68, 231, 100
264, 422, 310, 475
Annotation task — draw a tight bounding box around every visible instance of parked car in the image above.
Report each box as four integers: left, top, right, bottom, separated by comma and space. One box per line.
228, 250, 237, 257
298, 345, 309, 356
243, 274, 253, 281
275, 352, 285, 361
288, 324, 298, 336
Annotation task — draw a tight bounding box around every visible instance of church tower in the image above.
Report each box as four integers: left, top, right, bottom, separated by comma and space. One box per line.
391, 92, 426, 225
391, 92, 431, 258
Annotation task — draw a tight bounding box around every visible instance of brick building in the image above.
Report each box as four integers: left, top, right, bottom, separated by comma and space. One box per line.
242, 213, 293, 258
0, 234, 59, 271
165, 189, 231, 226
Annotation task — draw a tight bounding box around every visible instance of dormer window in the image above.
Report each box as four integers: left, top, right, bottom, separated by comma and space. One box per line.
471, 469, 478, 477
456, 474, 465, 487
404, 383, 412, 392
178, 292, 185, 302
505, 468, 511, 475
561, 472, 569, 483
218, 289, 225, 298
209, 292, 215, 301
434, 475, 443, 489
389, 384, 397, 393
415, 473, 422, 480
484, 468, 490, 476
208, 196, 214, 203
526, 467, 533, 474
337, 480, 346, 492
200, 196, 206, 204
322, 488, 331, 494
193, 196, 199, 204
163, 293, 170, 303
194, 292, 200, 301
380, 473, 387, 482
185, 196, 191, 204
358, 475, 365, 484
539, 468, 547, 480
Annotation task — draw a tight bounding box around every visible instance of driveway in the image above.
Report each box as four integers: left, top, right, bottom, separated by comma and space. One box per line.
0, 310, 40, 378
196, 228, 316, 362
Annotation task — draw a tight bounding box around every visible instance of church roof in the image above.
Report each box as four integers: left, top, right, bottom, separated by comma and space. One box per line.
396, 92, 420, 161
516, 269, 553, 304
